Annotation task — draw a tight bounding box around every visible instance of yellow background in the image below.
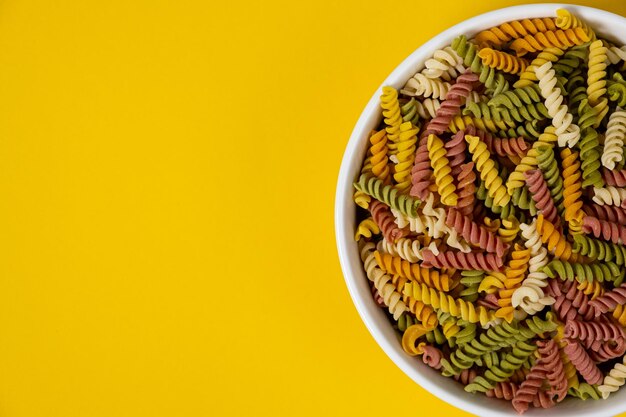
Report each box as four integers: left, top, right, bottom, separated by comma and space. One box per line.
0, 1, 624, 416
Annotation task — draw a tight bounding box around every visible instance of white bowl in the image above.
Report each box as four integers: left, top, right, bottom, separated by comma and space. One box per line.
335, 4, 626, 417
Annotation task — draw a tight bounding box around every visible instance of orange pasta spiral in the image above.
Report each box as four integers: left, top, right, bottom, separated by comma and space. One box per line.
510, 28, 591, 56
496, 243, 531, 322
478, 48, 529, 74
535, 214, 580, 262
561, 148, 584, 224
374, 250, 452, 291
369, 129, 391, 183
474, 17, 557, 48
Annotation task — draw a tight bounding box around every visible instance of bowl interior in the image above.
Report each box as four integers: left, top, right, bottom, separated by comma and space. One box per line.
335, 3, 626, 417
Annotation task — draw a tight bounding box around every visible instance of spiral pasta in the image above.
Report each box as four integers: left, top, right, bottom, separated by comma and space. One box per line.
475, 17, 557, 48
510, 28, 590, 56
465, 134, 510, 207
354, 217, 380, 241
401, 73, 451, 99
602, 108, 626, 170
587, 40, 609, 126
374, 251, 452, 292
421, 248, 504, 272
592, 186, 626, 207
359, 240, 408, 320
354, 173, 421, 218
536, 214, 579, 262
563, 338, 603, 385
542, 259, 623, 284
445, 207, 508, 256
427, 134, 458, 206
524, 169, 560, 227
451, 35, 510, 94
560, 148, 584, 224
370, 200, 409, 243
536, 62, 580, 147
572, 234, 626, 266
478, 48, 529, 75
555, 8, 595, 40
419, 46, 465, 81
380, 87, 403, 152
393, 122, 418, 193
598, 361, 626, 399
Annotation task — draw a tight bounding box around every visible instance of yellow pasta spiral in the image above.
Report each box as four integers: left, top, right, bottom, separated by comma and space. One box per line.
506, 126, 557, 194
483, 217, 501, 233
556, 8, 596, 40
402, 293, 439, 328
404, 282, 497, 327
498, 216, 520, 244
354, 218, 380, 241
514, 47, 564, 88
427, 134, 458, 206
448, 115, 516, 134
587, 40, 609, 126
474, 17, 557, 48
374, 250, 452, 291
478, 48, 529, 75
394, 122, 418, 193
496, 243, 531, 322
560, 148, 584, 225
369, 129, 390, 183
465, 134, 510, 207
510, 28, 590, 56
613, 304, 626, 327
380, 87, 403, 154
553, 321, 580, 389
401, 323, 435, 356
577, 280, 604, 299
535, 214, 580, 262
353, 190, 371, 209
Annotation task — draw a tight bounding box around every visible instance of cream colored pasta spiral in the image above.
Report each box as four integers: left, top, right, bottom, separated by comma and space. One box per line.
592, 186, 626, 207
606, 45, 626, 65
598, 361, 626, 399
602, 108, 626, 170
401, 73, 451, 99
511, 221, 554, 315
377, 238, 423, 263
413, 98, 441, 119
359, 240, 408, 320
536, 62, 580, 147
421, 193, 471, 252
421, 46, 465, 81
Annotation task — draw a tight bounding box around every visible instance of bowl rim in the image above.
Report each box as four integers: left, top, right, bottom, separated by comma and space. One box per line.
335, 3, 626, 416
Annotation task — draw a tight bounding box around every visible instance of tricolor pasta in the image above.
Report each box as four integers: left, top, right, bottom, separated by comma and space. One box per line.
351, 8, 626, 414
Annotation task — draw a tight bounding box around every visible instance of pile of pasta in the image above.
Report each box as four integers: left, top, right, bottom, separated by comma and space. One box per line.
352, 9, 626, 414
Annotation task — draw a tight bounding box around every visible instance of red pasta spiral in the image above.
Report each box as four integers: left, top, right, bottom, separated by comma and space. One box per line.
563, 338, 603, 385
537, 339, 567, 402
603, 168, 626, 187
525, 169, 561, 228
454, 368, 477, 385
582, 215, 626, 244
421, 345, 443, 369
532, 392, 556, 410
487, 382, 517, 400
589, 337, 626, 363
370, 200, 409, 243
456, 162, 476, 218
444, 130, 467, 179
411, 70, 479, 199
465, 124, 529, 157
561, 279, 595, 320
445, 208, 508, 256
589, 283, 626, 316
512, 361, 547, 414
563, 319, 625, 347
421, 249, 504, 271
583, 204, 626, 226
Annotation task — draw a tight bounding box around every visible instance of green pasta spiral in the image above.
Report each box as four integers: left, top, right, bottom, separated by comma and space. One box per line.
488, 84, 542, 109
572, 235, 626, 265
608, 74, 626, 107
353, 173, 421, 217
576, 100, 604, 188
553, 43, 589, 76
458, 270, 484, 302
477, 180, 519, 219
440, 316, 555, 376
463, 101, 549, 123
536, 145, 565, 216
464, 340, 537, 393
568, 383, 602, 400
451, 35, 509, 95
511, 184, 537, 215
542, 260, 624, 284
400, 98, 421, 128
565, 69, 589, 117
397, 313, 419, 332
